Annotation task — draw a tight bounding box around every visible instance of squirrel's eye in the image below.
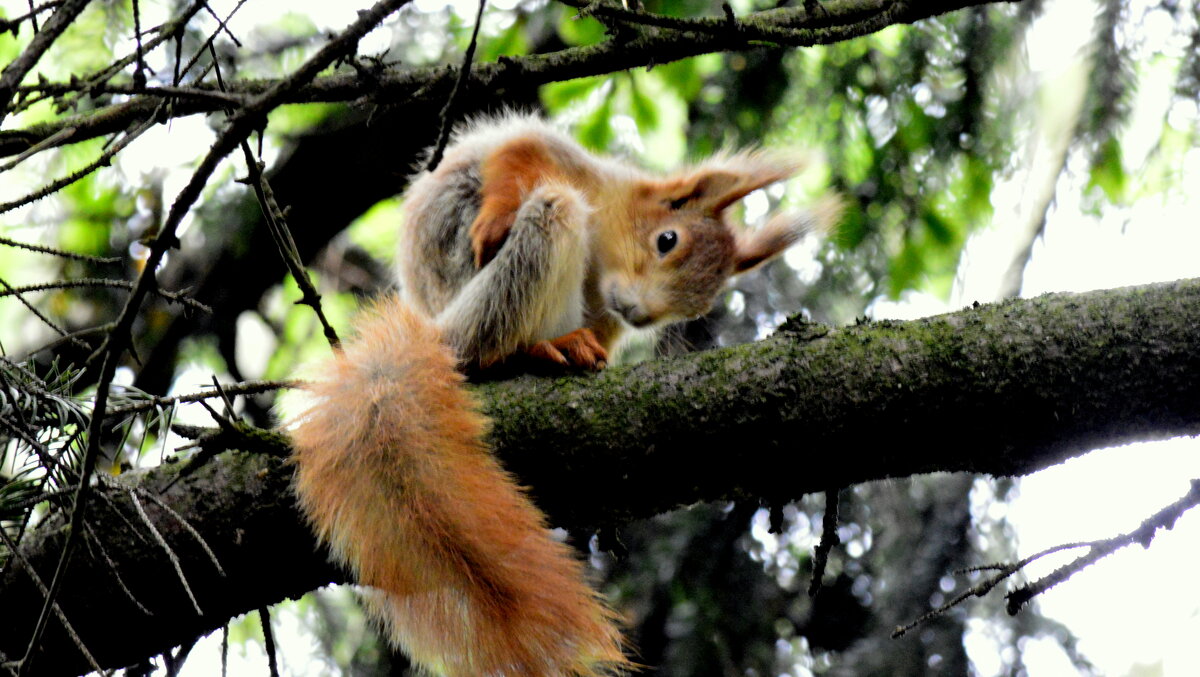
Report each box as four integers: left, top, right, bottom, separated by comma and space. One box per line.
656, 231, 678, 255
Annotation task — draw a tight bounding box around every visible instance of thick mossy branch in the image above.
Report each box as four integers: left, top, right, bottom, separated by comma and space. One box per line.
3, 278, 1199, 675
487, 279, 1200, 527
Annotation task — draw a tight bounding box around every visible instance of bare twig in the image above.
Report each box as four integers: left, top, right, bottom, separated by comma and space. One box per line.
0, 0, 95, 123
176, 0, 253, 85
0, 0, 1010, 160
220, 625, 228, 677
70, 0, 207, 98
162, 635, 199, 677
0, 1, 63, 35
0, 278, 211, 314
0, 277, 87, 350
0, 127, 76, 173
129, 490, 203, 615
134, 487, 226, 576
0, 529, 107, 676
425, 0, 488, 172
15, 81, 246, 107
894, 479, 1200, 637
14, 0, 413, 659
238, 146, 341, 349
81, 522, 153, 616
0, 235, 121, 265
808, 487, 841, 597
212, 45, 341, 348
31, 322, 115, 356
130, 0, 148, 87
1006, 478, 1200, 615
200, 1, 245, 48
258, 606, 280, 677
0, 113, 159, 216
106, 379, 297, 416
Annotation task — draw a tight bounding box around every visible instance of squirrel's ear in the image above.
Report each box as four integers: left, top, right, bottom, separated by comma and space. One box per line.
662, 152, 801, 214
733, 195, 843, 273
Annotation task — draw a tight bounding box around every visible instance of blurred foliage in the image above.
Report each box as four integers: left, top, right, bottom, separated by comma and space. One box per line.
3, 0, 1200, 674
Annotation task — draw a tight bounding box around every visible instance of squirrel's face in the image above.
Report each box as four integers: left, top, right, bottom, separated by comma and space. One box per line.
598, 155, 838, 330
601, 213, 736, 328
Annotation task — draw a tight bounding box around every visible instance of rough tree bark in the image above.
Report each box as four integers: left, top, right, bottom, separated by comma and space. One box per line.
2, 276, 1198, 675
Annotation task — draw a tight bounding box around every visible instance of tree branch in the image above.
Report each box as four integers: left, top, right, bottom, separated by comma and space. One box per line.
2, 277, 1198, 675
0, 0, 1019, 159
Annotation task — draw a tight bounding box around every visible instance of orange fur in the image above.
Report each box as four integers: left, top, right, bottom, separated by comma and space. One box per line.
290, 297, 629, 676
524, 327, 609, 370
472, 138, 568, 268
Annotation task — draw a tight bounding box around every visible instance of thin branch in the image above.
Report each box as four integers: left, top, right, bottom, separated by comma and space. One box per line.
0, 276, 87, 350
0, 235, 122, 265
808, 488, 841, 597
31, 322, 115, 356
0, 113, 159, 216
106, 379, 297, 416
15, 81, 246, 107
892, 540, 1092, 638
0, 1, 62, 35
67, 0, 207, 101
0, 0, 95, 123
1006, 478, 1200, 615
81, 522, 153, 616
894, 480, 1200, 636
175, 0, 253, 86
217, 40, 340, 349
0, 127, 76, 173
18, 2, 413, 663
200, 0, 247, 48
133, 487, 226, 576
258, 607, 280, 677
237, 146, 341, 349
0, 0, 1018, 160
220, 625, 228, 677
0, 529, 107, 677
129, 490, 203, 615
0, 278, 212, 314
425, 0, 488, 172
131, 0, 148, 87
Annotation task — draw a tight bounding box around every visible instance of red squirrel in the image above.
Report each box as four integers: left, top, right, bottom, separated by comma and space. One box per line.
288, 114, 840, 676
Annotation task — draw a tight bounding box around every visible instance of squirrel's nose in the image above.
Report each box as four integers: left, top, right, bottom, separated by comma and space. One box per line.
607, 291, 653, 327
617, 303, 652, 328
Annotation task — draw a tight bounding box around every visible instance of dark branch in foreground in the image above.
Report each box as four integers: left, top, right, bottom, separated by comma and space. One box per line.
2, 277, 1199, 675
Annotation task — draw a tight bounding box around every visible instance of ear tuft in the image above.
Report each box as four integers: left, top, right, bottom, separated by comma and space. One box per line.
733, 193, 844, 273
664, 150, 810, 214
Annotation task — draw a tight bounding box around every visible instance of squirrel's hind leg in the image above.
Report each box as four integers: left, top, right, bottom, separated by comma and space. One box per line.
436, 182, 593, 368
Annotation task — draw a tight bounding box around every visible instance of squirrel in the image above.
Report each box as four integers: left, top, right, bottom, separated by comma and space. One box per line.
288, 114, 841, 676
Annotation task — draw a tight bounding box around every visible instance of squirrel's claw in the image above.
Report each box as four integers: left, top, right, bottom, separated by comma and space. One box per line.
526, 328, 609, 371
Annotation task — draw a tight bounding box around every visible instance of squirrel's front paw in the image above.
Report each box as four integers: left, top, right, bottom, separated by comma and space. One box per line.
525, 328, 608, 371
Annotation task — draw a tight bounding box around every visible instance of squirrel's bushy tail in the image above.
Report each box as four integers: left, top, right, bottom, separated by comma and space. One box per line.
289, 295, 629, 677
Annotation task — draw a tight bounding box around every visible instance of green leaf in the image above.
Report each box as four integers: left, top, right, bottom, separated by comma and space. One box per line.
655, 59, 705, 102
557, 7, 606, 47
628, 74, 659, 131
577, 95, 616, 151
479, 16, 529, 62
889, 237, 924, 297
897, 99, 934, 151
1087, 138, 1127, 204
541, 76, 606, 114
